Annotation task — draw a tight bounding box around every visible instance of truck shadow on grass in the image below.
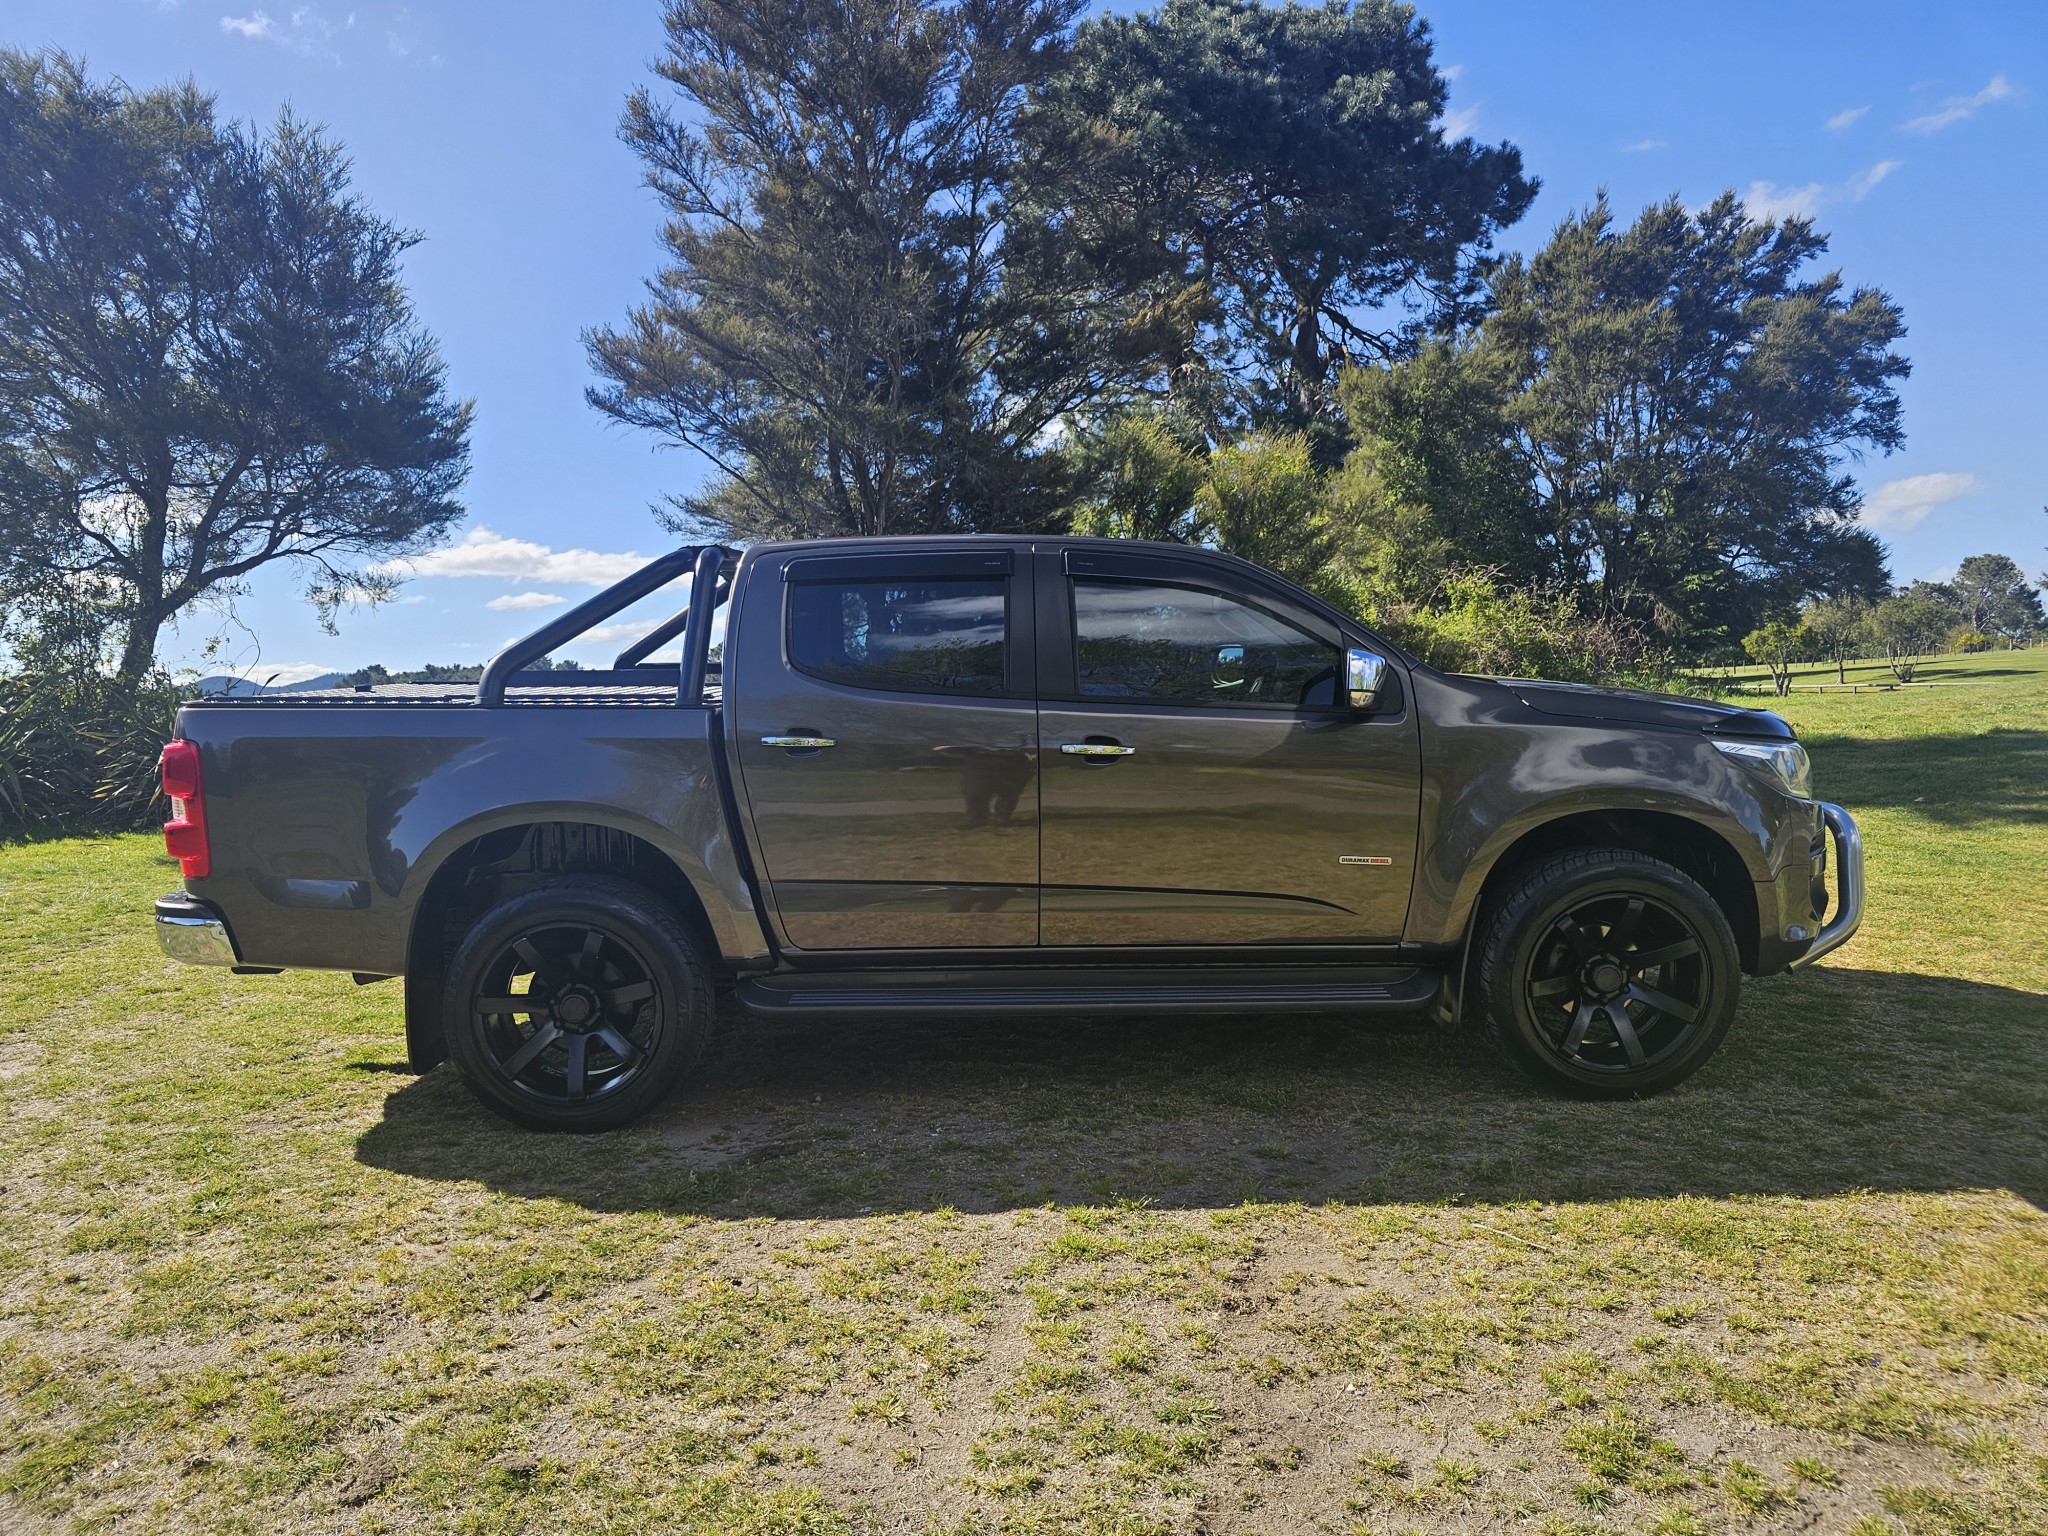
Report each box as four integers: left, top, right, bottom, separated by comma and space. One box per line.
355, 963, 2047, 1215
1802, 728, 2048, 824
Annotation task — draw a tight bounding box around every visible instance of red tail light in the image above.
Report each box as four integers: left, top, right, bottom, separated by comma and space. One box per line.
161, 740, 210, 879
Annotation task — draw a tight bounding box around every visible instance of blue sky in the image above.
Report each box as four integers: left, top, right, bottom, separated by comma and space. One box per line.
8, 0, 2045, 680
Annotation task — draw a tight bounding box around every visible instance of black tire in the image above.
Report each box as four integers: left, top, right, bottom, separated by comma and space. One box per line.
441, 877, 710, 1132
1475, 849, 1740, 1099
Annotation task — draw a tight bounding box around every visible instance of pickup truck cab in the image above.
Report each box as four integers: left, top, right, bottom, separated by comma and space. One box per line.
154, 537, 1863, 1129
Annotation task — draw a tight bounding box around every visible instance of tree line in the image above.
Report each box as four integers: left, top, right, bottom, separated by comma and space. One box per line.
585, 0, 1921, 665
1743, 552, 2047, 694
3, 8, 2045, 822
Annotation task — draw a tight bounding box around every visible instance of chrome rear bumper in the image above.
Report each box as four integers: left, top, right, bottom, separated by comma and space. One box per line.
1790, 802, 1863, 969
155, 892, 238, 967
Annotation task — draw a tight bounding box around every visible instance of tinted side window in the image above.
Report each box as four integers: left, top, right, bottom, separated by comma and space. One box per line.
1072, 577, 1338, 707
789, 577, 1007, 695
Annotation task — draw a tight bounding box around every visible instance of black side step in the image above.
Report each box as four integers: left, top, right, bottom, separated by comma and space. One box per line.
736, 966, 1440, 1019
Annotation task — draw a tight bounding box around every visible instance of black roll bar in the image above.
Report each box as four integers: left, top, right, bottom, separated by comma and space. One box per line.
614, 556, 730, 669
612, 603, 691, 670
674, 544, 730, 700
475, 544, 721, 706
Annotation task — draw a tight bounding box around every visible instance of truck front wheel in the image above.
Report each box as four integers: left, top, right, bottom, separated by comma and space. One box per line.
442, 877, 710, 1131
1475, 849, 1740, 1098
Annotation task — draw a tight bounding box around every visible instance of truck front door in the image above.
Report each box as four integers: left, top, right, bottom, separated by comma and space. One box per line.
729, 547, 1038, 950
1034, 547, 1420, 946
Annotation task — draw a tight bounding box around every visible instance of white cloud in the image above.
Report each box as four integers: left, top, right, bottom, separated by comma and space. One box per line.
221, 3, 436, 65
1904, 74, 2014, 133
1741, 179, 1826, 221
1860, 471, 1982, 533
219, 5, 338, 58
487, 591, 569, 611
1825, 105, 1869, 131
375, 525, 647, 586
578, 619, 664, 648
1742, 158, 1902, 222
1440, 63, 1465, 82
1440, 104, 1482, 139
1621, 138, 1667, 153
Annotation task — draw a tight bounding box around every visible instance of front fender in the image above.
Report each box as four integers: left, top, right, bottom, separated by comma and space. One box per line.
1405, 672, 1808, 949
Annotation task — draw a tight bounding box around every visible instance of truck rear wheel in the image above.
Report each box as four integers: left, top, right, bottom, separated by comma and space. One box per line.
442, 877, 709, 1131
1475, 849, 1740, 1098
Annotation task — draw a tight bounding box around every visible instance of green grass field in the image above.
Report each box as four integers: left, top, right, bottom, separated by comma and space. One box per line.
2, 651, 2044, 1535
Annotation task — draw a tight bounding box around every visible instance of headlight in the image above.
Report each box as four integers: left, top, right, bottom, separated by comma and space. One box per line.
1713, 738, 1813, 799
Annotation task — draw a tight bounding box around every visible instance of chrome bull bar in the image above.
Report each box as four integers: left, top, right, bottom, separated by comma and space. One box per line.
1790, 801, 1864, 969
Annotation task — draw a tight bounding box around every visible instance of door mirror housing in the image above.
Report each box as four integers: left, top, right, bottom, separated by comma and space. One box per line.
1212, 643, 1247, 691
1346, 648, 1388, 711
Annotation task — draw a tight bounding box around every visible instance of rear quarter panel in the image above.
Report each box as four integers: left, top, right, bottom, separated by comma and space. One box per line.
175, 703, 767, 973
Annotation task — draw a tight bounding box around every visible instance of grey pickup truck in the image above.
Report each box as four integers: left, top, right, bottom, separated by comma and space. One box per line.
154, 537, 1862, 1129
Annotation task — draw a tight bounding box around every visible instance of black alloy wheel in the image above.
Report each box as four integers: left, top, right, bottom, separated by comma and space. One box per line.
1520, 891, 1710, 1075
1477, 849, 1740, 1098
473, 922, 660, 1105
444, 877, 709, 1131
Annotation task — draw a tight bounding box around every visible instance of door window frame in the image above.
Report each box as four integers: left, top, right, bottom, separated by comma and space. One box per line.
778, 548, 1036, 700
1036, 546, 1367, 714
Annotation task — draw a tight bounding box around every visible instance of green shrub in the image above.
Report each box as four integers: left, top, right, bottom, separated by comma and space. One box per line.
1371, 571, 1674, 689
0, 664, 178, 832
1743, 619, 1812, 697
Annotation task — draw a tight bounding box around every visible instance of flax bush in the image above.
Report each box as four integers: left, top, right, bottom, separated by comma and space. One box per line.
0, 640, 176, 832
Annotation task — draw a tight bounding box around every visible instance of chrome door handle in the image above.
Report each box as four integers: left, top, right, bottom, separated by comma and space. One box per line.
1059, 743, 1136, 757
762, 735, 835, 749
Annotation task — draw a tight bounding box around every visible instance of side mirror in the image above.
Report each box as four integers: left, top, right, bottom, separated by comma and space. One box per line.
1346, 647, 1388, 711
1212, 643, 1246, 691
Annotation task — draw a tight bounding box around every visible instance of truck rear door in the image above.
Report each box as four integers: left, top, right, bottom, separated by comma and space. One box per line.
1033, 546, 1420, 945
727, 547, 1038, 950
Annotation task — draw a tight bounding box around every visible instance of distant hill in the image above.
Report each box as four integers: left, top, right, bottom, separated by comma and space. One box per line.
189, 660, 585, 695
191, 659, 588, 695
193, 672, 347, 696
